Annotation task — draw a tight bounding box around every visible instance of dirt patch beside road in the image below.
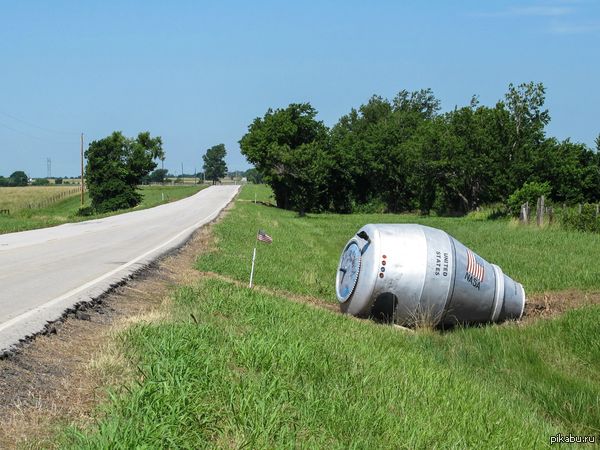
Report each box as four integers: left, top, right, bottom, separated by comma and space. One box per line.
0, 211, 223, 449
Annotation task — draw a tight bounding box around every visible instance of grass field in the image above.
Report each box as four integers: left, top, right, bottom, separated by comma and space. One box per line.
58, 184, 600, 448
199, 185, 600, 295
0, 186, 80, 213
0, 185, 204, 235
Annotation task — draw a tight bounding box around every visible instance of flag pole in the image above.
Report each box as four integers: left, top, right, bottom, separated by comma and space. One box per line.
249, 245, 257, 288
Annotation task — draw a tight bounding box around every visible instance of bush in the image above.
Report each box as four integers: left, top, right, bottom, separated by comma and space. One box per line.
507, 181, 551, 216
352, 198, 387, 214
55, 178, 63, 185
85, 131, 163, 213
76, 206, 95, 217
561, 204, 600, 233
32, 178, 50, 186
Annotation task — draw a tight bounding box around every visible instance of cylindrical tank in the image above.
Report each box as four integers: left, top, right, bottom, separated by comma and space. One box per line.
335, 224, 525, 326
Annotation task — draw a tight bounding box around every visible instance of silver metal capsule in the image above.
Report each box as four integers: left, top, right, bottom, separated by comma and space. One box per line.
336, 224, 525, 326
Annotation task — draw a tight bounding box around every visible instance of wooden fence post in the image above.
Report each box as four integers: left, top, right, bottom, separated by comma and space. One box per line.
536, 196, 545, 227
520, 202, 529, 223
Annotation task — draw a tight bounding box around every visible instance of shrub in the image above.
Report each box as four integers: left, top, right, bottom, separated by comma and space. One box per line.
561, 204, 600, 233
352, 198, 387, 214
507, 181, 551, 216
32, 178, 50, 186
76, 206, 94, 217
85, 131, 163, 213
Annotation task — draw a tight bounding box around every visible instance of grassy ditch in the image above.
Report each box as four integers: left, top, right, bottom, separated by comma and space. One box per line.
59, 184, 600, 448
0, 185, 204, 235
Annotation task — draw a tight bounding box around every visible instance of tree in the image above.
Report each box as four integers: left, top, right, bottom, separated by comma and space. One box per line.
203, 144, 227, 184
239, 103, 331, 213
244, 168, 263, 184
148, 168, 168, 183
9, 171, 28, 186
329, 90, 440, 213
85, 131, 164, 213
238, 83, 596, 217
502, 82, 550, 192
32, 178, 50, 186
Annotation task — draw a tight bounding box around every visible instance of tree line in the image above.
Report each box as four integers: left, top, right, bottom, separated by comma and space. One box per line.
0, 171, 29, 187
240, 82, 600, 216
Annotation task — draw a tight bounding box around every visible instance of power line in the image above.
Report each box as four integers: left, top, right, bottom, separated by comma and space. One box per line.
0, 120, 75, 145
0, 111, 79, 135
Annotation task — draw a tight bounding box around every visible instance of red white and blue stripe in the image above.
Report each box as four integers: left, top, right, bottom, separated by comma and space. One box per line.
257, 229, 273, 244
466, 249, 484, 282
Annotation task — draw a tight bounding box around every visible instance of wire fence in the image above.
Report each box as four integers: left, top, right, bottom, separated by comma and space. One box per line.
520, 196, 600, 232
0, 187, 81, 215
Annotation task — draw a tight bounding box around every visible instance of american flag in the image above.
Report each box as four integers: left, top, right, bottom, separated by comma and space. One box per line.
466, 249, 484, 282
257, 229, 273, 244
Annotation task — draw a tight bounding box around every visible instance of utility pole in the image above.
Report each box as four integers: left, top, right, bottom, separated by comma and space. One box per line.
47, 158, 51, 178
181, 162, 184, 183
161, 158, 165, 185
80, 133, 84, 206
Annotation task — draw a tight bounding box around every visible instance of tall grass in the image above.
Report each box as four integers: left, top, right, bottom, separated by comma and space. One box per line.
0, 185, 204, 235
0, 186, 79, 212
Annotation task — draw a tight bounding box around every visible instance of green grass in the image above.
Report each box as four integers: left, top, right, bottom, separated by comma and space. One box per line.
0, 185, 204, 235
61, 279, 600, 448
199, 184, 600, 296
0, 185, 81, 212
59, 184, 600, 448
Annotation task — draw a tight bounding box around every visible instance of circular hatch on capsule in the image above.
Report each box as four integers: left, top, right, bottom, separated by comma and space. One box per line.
336, 241, 362, 302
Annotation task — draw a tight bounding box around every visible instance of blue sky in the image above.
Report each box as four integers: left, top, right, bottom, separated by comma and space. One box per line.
1, 0, 599, 177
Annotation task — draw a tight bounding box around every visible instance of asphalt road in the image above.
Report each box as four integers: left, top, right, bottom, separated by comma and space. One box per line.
0, 185, 240, 352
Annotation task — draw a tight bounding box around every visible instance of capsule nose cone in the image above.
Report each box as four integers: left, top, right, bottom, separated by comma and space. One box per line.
499, 276, 526, 321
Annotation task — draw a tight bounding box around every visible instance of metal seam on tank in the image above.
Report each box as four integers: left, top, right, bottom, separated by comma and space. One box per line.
413, 226, 427, 315
362, 228, 380, 315
490, 264, 505, 322
439, 233, 457, 324
518, 283, 526, 319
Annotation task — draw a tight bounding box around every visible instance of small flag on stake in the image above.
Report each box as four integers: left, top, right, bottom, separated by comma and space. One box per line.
257, 229, 273, 244
249, 229, 273, 288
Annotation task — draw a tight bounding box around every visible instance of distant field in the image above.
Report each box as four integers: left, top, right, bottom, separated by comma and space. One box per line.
164, 177, 243, 185
59, 184, 600, 448
0, 186, 80, 213
0, 185, 205, 235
